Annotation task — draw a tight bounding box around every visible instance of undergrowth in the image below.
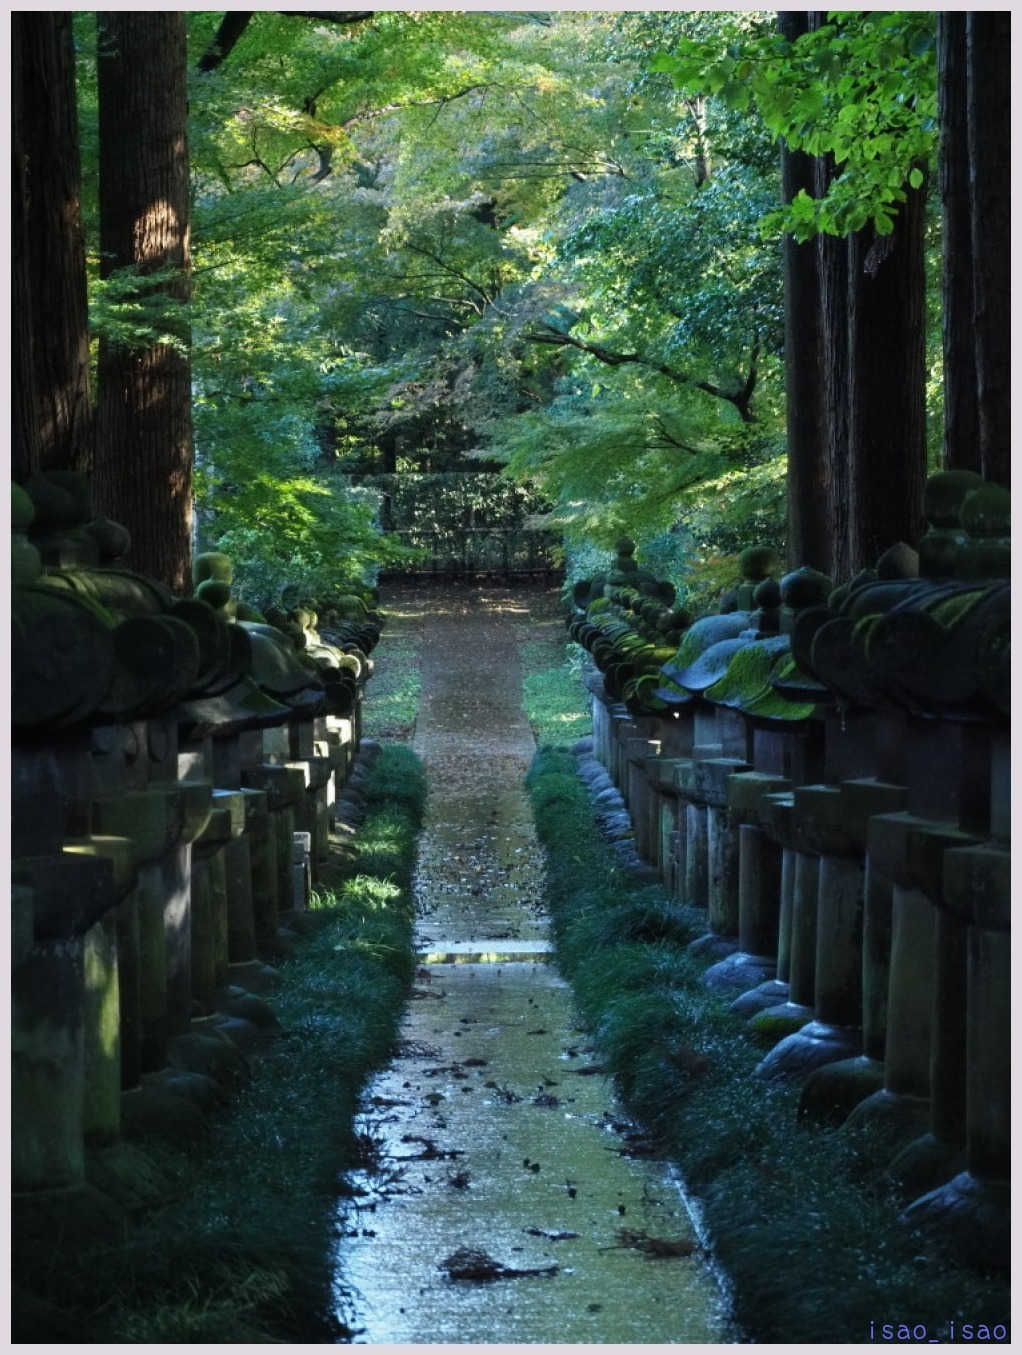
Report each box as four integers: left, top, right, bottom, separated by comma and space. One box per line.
15, 745, 426, 1344
520, 636, 592, 746
524, 745, 1010, 1344
361, 628, 422, 742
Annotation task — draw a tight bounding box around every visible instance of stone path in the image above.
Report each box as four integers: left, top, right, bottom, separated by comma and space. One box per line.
334, 585, 730, 1344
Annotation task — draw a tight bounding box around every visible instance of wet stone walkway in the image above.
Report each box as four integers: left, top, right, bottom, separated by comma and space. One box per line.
334, 588, 730, 1344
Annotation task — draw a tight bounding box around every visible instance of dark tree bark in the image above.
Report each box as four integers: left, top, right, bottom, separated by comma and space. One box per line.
937, 13, 980, 476
12, 31, 41, 486
778, 10, 830, 575
966, 13, 1010, 488
846, 182, 928, 569
95, 14, 194, 593
12, 13, 93, 483
814, 157, 853, 581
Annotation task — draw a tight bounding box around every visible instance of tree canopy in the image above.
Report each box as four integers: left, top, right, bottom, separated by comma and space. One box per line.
36, 10, 1001, 608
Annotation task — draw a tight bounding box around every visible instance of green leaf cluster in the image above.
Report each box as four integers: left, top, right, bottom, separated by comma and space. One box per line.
654, 11, 937, 240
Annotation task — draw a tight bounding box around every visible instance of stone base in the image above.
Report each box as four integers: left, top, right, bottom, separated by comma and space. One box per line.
277, 907, 323, 937
168, 1025, 251, 1089
842, 1088, 932, 1166
885, 1132, 968, 1199
730, 978, 789, 1019
687, 932, 739, 961
798, 1055, 886, 1125
85, 1140, 177, 1213
900, 1171, 1010, 1274
745, 1001, 815, 1047
754, 1019, 862, 1081
217, 983, 280, 1024
207, 1010, 266, 1052
120, 1076, 212, 1148
226, 958, 282, 993
703, 950, 776, 993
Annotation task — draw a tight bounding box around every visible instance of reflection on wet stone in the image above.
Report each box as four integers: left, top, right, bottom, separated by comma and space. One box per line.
334, 587, 729, 1344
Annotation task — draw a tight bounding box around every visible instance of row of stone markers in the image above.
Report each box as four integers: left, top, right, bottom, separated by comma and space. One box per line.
12, 471, 382, 1232
568, 470, 1009, 1273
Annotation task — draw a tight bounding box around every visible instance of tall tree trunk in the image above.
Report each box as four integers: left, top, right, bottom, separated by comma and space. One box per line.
813, 156, 853, 581
966, 13, 1010, 488
12, 13, 93, 482
937, 13, 980, 476
778, 10, 830, 576
846, 182, 928, 569
95, 14, 193, 593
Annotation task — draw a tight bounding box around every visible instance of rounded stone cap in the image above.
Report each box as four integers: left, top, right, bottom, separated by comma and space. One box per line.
22, 474, 78, 528
196, 579, 232, 609
193, 550, 234, 587
960, 482, 1010, 536
875, 541, 919, 580
84, 517, 132, 563
753, 576, 782, 609
923, 469, 985, 526
780, 566, 832, 609
738, 545, 782, 581
12, 482, 35, 530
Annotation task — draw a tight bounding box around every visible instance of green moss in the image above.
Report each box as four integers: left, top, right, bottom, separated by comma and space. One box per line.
930, 590, 984, 629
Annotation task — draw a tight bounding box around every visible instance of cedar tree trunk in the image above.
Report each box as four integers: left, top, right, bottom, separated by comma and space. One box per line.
12, 13, 93, 482
846, 182, 928, 570
95, 13, 194, 592
966, 13, 1010, 488
937, 13, 980, 476
778, 10, 830, 576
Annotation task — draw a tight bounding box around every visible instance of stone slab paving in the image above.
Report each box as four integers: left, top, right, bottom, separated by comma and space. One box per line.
334, 586, 731, 1344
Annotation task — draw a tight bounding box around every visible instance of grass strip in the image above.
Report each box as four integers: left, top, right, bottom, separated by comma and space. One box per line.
18, 744, 426, 1344
362, 627, 422, 742
525, 744, 1009, 1344
520, 637, 592, 746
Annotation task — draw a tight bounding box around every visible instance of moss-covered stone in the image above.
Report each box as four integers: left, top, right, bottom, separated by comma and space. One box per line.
193, 551, 234, 586
780, 566, 832, 609
738, 545, 782, 581
923, 469, 985, 526
959, 481, 1010, 535
196, 578, 232, 610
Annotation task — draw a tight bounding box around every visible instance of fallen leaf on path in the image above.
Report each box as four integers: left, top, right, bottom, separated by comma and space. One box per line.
603, 1228, 699, 1259
440, 1246, 558, 1282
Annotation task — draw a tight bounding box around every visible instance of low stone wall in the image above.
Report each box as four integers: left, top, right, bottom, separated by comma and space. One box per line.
570, 472, 1010, 1272
12, 472, 382, 1235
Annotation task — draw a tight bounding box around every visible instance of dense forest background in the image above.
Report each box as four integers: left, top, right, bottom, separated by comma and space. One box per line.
14, 11, 1009, 610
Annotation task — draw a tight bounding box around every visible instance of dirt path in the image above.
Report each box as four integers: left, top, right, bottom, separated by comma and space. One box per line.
334, 584, 729, 1344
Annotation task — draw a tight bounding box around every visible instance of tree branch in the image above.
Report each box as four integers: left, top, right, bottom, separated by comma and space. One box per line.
525, 323, 759, 423
197, 13, 254, 74
403, 242, 496, 309
196, 11, 373, 74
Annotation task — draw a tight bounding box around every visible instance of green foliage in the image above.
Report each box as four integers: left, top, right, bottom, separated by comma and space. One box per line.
73, 9, 934, 602
361, 633, 422, 742
654, 11, 938, 240
88, 265, 191, 355
520, 639, 592, 747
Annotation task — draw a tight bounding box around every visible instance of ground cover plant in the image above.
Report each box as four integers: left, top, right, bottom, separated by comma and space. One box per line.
519, 642, 1009, 1344
360, 595, 423, 743
14, 744, 426, 1344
